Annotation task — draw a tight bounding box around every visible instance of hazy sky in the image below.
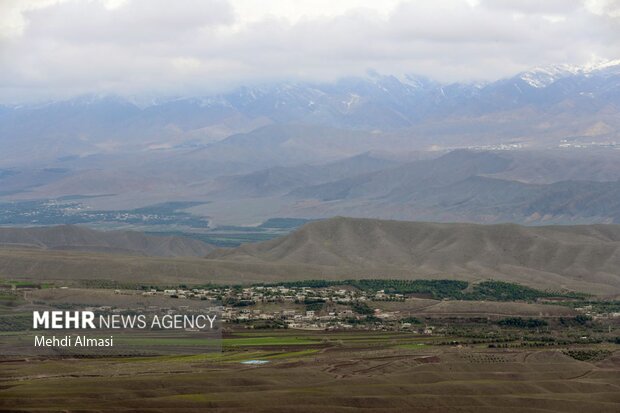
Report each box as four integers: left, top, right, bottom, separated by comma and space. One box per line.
1, 0, 619, 102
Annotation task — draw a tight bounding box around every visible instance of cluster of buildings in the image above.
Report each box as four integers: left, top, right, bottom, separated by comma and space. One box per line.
574, 304, 620, 320
139, 285, 406, 304
223, 307, 426, 332
131, 285, 425, 331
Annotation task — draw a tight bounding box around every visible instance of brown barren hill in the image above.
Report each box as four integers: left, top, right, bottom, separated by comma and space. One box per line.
2, 218, 620, 295
207, 217, 620, 294
0, 225, 214, 257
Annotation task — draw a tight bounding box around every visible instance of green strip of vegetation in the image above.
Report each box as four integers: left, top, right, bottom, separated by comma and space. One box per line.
466, 281, 586, 301
550, 300, 620, 313
256, 279, 585, 301
498, 317, 547, 328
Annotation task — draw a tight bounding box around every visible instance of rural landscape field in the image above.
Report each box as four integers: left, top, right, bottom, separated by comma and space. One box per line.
2, 332, 619, 412
2, 274, 620, 412
2, 0, 620, 411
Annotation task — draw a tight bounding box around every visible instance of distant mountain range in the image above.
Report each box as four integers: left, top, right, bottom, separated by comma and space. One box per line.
1, 61, 619, 164
280, 150, 620, 224
3, 148, 620, 227
193, 149, 620, 225
1, 61, 620, 228
0, 225, 214, 257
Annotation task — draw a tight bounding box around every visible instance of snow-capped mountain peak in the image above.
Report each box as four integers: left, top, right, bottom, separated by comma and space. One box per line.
519, 59, 620, 88
519, 64, 582, 88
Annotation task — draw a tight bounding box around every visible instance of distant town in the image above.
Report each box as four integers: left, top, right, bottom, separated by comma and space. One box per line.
4, 279, 619, 336
92, 283, 619, 332
131, 284, 415, 332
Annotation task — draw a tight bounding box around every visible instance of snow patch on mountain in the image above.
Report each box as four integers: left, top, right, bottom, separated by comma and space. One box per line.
520, 59, 620, 88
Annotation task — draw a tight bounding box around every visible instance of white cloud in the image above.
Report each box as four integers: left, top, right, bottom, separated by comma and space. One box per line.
586, 0, 620, 16
0, 0, 619, 103
0, 0, 63, 39
479, 0, 583, 14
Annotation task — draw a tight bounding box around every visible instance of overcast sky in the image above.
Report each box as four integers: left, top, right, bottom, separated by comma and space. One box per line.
1, 0, 619, 103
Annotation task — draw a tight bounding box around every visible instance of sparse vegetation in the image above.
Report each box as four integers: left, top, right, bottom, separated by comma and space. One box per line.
564, 349, 611, 362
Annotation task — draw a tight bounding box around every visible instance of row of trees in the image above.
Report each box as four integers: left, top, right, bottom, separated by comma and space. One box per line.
258, 279, 582, 302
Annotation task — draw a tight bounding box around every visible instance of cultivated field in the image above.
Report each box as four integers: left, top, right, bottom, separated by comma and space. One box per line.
1, 330, 619, 412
